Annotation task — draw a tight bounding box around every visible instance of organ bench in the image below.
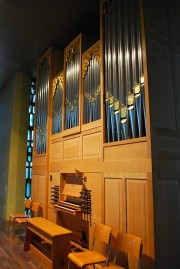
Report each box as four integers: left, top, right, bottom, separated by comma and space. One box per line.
23, 217, 72, 269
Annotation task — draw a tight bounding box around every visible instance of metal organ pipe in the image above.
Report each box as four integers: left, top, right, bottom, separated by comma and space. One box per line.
103, 0, 146, 143
83, 46, 101, 124
65, 48, 80, 129
36, 59, 49, 154
104, 7, 111, 142
52, 74, 63, 134
135, 0, 146, 136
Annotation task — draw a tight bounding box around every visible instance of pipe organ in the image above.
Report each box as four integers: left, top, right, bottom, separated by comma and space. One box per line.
32, 1, 159, 268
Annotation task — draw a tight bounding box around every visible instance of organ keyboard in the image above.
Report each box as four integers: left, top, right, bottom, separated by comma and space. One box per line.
55, 200, 82, 215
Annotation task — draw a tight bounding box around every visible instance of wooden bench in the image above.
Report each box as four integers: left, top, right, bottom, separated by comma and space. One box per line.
24, 217, 72, 269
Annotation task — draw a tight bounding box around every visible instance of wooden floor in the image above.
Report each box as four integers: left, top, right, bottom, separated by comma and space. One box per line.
0, 221, 48, 269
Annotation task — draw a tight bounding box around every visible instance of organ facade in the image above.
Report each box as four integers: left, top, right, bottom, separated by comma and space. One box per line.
31, 1, 180, 268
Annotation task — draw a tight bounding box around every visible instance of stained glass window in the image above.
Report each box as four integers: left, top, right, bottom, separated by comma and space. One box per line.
25, 80, 36, 199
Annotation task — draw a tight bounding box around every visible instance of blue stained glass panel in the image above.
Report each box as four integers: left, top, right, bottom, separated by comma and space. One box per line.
26, 183, 31, 199
25, 80, 36, 199
28, 156, 32, 162
30, 114, 34, 127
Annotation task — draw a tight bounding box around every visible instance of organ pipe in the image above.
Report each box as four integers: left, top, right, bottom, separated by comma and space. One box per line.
64, 38, 80, 129
82, 42, 101, 124
103, 0, 146, 142
35, 56, 50, 154
52, 72, 64, 134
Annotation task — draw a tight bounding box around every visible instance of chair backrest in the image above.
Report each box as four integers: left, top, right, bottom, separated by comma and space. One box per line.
24, 199, 33, 216
24, 199, 32, 210
92, 223, 112, 259
30, 201, 41, 217
115, 232, 142, 269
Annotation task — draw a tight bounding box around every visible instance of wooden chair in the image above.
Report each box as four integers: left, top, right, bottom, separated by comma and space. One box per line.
103, 232, 142, 269
14, 201, 41, 243
68, 223, 112, 269
8, 199, 32, 236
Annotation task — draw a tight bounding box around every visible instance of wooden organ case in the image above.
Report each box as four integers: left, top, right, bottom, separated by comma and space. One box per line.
31, 1, 159, 268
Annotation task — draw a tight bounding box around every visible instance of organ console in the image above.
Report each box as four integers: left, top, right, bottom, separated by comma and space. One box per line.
54, 174, 91, 250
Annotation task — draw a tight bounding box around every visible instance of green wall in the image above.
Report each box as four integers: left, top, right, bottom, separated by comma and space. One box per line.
0, 72, 31, 220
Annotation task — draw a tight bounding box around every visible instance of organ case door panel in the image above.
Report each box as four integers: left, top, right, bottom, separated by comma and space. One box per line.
31, 174, 47, 218
126, 179, 147, 247
31, 174, 39, 202
105, 178, 126, 235
105, 178, 147, 249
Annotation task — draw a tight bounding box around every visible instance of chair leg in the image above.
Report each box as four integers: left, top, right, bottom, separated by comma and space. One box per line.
12, 219, 15, 238
18, 223, 27, 244
68, 259, 71, 269
13, 219, 17, 238
8, 217, 15, 237
7, 216, 11, 236
18, 223, 21, 244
